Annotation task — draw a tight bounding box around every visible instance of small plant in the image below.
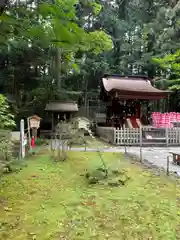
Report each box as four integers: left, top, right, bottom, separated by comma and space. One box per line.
85, 166, 130, 186
35, 138, 47, 146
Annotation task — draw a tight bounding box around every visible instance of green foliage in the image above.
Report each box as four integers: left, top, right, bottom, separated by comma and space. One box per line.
153, 50, 180, 90
0, 130, 14, 175
0, 0, 113, 118
0, 94, 15, 129
35, 138, 47, 146
89, 1, 102, 15
153, 50, 180, 71
0, 95, 16, 173
86, 31, 113, 54
1, 0, 180, 115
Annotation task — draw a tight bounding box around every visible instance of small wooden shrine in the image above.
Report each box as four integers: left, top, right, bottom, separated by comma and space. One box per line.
99, 74, 171, 128
44, 101, 79, 131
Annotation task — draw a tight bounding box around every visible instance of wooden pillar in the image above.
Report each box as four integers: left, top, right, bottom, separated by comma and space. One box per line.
147, 101, 150, 124
52, 113, 54, 131
32, 127, 37, 140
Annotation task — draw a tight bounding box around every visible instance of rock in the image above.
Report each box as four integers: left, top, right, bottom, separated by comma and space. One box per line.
88, 177, 99, 184
108, 180, 121, 187
96, 167, 107, 173
4, 207, 12, 212
118, 179, 126, 185
85, 172, 90, 178
98, 180, 108, 185
111, 169, 121, 175
88, 169, 107, 180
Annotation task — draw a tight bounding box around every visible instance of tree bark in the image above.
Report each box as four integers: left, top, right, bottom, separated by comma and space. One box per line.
55, 48, 61, 90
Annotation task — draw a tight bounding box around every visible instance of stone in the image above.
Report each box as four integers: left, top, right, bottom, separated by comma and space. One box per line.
108, 180, 121, 187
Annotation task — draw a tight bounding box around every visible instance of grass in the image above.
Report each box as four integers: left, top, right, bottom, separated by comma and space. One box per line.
0, 151, 178, 240
71, 136, 111, 149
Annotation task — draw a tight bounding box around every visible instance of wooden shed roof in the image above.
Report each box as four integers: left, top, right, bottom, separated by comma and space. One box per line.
45, 102, 78, 112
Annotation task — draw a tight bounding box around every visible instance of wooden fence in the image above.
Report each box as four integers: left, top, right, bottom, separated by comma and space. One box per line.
114, 128, 140, 145
96, 126, 180, 146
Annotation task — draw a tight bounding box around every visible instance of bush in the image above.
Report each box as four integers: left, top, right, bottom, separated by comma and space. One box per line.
0, 94, 15, 129
35, 138, 47, 146
85, 167, 130, 187
0, 131, 13, 161
0, 130, 14, 175
0, 94, 16, 175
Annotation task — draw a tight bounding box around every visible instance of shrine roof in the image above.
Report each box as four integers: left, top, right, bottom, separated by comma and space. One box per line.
101, 75, 171, 100
45, 101, 78, 112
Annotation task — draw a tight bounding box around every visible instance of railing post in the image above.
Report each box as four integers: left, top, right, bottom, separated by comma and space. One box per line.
140, 127, 142, 162
167, 156, 170, 176
140, 126, 142, 147
165, 128, 168, 147
123, 124, 127, 154
113, 127, 116, 144
20, 119, 25, 159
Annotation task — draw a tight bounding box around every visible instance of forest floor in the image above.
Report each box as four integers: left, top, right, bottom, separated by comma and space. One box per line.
0, 151, 178, 240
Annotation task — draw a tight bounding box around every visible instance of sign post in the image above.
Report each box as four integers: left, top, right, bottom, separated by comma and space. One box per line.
27, 115, 41, 149
20, 119, 25, 159
27, 117, 32, 151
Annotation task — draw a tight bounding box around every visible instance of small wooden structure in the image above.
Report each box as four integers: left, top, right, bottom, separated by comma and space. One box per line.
44, 101, 78, 132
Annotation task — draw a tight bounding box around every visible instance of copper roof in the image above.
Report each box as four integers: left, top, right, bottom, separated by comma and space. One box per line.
102, 76, 171, 99
45, 102, 78, 112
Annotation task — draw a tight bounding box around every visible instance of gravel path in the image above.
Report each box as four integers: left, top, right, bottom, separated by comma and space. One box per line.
122, 146, 180, 174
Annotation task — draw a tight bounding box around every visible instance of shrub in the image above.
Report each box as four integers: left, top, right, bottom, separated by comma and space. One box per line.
0, 94, 16, 175
35, 138, 47, 146
0, 94, 15, 129
0, 130, 14, 175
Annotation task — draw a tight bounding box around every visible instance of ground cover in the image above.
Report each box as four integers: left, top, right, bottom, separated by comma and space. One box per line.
0, 151, 178, 240
70, 136, 111, 149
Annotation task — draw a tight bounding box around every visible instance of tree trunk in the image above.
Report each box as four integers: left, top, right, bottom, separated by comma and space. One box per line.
55, 48, 61, 90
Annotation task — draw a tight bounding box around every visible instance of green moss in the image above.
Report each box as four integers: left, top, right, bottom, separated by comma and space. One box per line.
0, 152, 178, 240
70, 136, 111, 148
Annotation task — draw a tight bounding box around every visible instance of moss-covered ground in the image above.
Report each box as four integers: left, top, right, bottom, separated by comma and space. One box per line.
0, 151, 178, 239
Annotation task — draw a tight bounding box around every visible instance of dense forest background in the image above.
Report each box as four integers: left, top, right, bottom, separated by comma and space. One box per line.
1, 0, 180, 128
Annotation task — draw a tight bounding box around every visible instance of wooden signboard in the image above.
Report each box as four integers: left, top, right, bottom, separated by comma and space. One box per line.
29, 115, 41, 129
27, 115, 41, 146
